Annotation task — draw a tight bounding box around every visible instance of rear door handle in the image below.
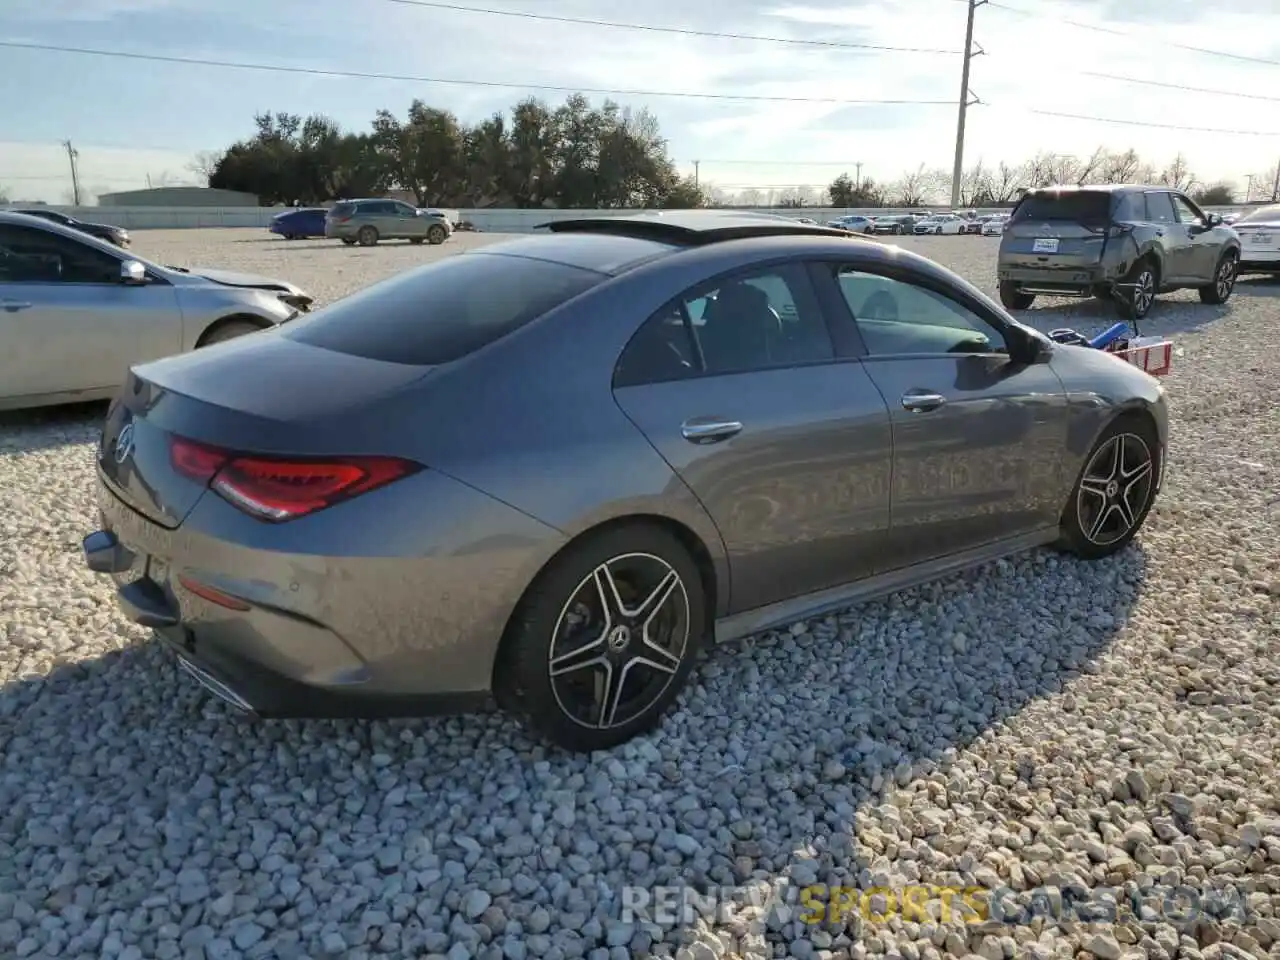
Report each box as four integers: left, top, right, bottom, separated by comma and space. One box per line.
681, 417, 743, 444
901, 390, 946, 413
1, 300, 32, 312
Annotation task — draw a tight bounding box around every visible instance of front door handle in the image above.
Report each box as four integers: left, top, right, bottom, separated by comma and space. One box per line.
681, 417, 743, 444
1, 300, 32, 312
901, 390, 946, 413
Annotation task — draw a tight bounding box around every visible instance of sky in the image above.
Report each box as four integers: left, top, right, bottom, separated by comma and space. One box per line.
1, 0, 1278, 205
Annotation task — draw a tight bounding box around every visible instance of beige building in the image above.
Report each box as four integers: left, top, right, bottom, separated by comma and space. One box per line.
96, 187, 260, 207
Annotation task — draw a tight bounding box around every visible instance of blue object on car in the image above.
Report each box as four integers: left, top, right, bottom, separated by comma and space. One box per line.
268, 207, 327, 239
1088, 322, 1131, 350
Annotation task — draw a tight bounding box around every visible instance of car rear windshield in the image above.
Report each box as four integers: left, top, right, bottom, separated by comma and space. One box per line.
1012, 190, 1114, 223
329, 202, 355, 217
283, 252, 604, 365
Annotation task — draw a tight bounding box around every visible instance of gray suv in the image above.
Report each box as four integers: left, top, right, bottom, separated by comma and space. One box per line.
325, 199, 453, 247
997, 185, 1240, 319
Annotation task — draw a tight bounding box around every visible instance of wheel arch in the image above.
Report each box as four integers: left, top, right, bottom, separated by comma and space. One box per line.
489, 512, 721, 694
195, 313, 274, 347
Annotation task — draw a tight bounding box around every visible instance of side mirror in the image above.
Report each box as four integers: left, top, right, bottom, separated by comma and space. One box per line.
1205, 213, 1223, 227
120, 260, 147, 285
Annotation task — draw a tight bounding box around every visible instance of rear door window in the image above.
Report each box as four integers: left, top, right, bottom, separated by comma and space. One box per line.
283, 252, 603, 365
1144, 192, 1176, 224
330, 202, 355, 217
1012, 191, 1114, 223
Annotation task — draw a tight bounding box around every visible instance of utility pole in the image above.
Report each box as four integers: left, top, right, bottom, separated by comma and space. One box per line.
1245, 174, 1255, 203
63, 140, 81, 206
949, 0, 986, 209
1272, 160, 1279, 201
855, 161, 863, 194
693, 160, 700, 189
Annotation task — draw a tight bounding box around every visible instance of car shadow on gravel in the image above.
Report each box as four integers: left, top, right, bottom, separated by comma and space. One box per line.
1233, 274, 1280, 299
0, 541, 1147, 957
0, 401, 107, 454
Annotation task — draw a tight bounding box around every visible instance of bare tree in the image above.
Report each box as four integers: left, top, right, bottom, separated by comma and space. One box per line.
187, 150, 222, 186
1157, 153, 1195, 192
959, 159, 994, 206
1096, 148, 1142, 184
990, 161, 1027, 202
737, 188, 763, 207
0, 184, 9, 204
1025, 152, 1084, 188
893, 164, 936, 206
1262, 163, 1280, 201
1074, 146, 1108, 186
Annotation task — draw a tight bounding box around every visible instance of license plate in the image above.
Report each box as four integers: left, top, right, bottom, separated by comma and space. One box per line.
1032, 238, 1059, 253
1251, 233, 1273, 245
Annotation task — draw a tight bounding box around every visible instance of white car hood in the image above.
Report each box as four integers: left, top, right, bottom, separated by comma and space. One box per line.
183, 267, 305, 295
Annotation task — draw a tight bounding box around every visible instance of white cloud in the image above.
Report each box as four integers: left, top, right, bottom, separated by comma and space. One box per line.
2, 0, 1277, 203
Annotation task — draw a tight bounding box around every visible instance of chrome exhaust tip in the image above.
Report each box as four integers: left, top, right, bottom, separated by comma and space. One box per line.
178, 656, 255, 714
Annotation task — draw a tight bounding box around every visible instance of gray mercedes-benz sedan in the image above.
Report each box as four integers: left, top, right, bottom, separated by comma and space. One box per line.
83, 211, 1168, 752
0, 211, 313, 411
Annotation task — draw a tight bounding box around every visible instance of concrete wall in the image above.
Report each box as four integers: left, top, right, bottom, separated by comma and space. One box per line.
8, 204, 1243, 233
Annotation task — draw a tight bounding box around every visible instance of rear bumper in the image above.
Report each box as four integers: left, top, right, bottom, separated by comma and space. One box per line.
85, 466, 565, 718
1239, 251, 1280, 272
998, 264, 1113, 296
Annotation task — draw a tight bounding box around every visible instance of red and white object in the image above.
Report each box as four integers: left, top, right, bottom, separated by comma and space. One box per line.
1113, 335, 1172, 377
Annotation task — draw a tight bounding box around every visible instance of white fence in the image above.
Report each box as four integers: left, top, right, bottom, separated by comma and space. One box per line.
4, 203, 1242, 233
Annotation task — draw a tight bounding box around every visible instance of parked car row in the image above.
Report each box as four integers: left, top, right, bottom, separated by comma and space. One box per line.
268, 199, 456, 246
820, 211, 1013, 237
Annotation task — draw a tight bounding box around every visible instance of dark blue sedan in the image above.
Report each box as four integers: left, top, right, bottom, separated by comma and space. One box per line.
268, 207, 328, 239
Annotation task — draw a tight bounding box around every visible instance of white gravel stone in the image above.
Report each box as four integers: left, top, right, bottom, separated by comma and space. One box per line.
1, 229, 1277, 959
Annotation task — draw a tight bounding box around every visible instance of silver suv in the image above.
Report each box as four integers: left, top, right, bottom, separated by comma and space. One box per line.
325, 199, 453, 247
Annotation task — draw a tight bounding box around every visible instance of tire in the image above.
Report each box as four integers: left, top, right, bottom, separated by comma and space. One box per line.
893, 225, 903, 235
493, 523, 707, 752
1198, 249, 1238, 305
341, 238, 356, 246
1054, 413, 1161, 560
1114, 257, 1157, 321
934, 226, 942, 235
357, 225, 378, 247
409, 237, 425, 245
283, 233, 296, 241
427, 224, 447, 245
198, 319, 265, 347
998, 281, 1035, 310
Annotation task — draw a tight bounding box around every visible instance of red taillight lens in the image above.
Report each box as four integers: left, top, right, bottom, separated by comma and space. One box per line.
169, 436, 420, 522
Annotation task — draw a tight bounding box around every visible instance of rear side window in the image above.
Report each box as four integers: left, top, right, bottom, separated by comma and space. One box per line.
1012, 190, 1113, 223
330, 202, 354, 217
1144, 192, 1176, 224
283, 253, 603, 365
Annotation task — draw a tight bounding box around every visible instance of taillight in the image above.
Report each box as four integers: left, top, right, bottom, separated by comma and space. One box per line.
1106, 224, 1135, 238
169, 436, 420, 522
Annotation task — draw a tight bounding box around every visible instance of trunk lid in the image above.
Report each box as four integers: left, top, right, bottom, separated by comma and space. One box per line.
97, 332, 433, 528
1001, 189, 1117, 270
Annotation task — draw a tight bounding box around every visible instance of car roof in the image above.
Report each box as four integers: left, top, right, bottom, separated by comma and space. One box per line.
1022, 184, 1181, 195
0, 210, 146, 257
539, 210, 853, 246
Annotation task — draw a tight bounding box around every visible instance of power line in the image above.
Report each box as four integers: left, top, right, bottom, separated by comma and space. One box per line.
1081, 72, 1280, 103
0, 41, 954, 106
984, 1, 1280, 67
381, 0, 960, 54
1022, 108, 1280, 137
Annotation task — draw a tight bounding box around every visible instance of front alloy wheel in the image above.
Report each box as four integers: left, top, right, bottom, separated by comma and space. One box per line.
1198, 251, 1237, 305
1056, 417, 1159, 560
1116, 263, 1156, 320
495, 524, 706, 751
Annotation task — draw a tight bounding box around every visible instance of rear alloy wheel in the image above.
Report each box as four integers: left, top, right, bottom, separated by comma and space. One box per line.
998, 280, 1035, 310
495, 524, 705, 752
1115, 259, 1157, 320
427, 224, 447, 245
357, 225, 378, 246
1198, 250, 1238, 305
1055, 416, 1159, 560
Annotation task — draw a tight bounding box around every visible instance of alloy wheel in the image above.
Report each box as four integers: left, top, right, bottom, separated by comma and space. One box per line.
1133, 269, 1155, 316
547, 553, 690, 730
1076, 433, 1154, 546
1215, 255, 1236, 300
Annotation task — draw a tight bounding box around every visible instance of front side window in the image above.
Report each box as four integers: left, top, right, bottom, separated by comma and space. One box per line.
835, 268, 1006, 356
614, 264, 834, 386
1170, 194, 1202, 226
0, 225, 120, 284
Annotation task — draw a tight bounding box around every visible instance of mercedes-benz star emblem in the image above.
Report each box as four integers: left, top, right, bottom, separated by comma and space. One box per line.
114, 423, 135, 465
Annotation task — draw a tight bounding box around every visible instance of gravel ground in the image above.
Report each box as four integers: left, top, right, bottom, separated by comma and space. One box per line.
1, 229, 1277, 960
